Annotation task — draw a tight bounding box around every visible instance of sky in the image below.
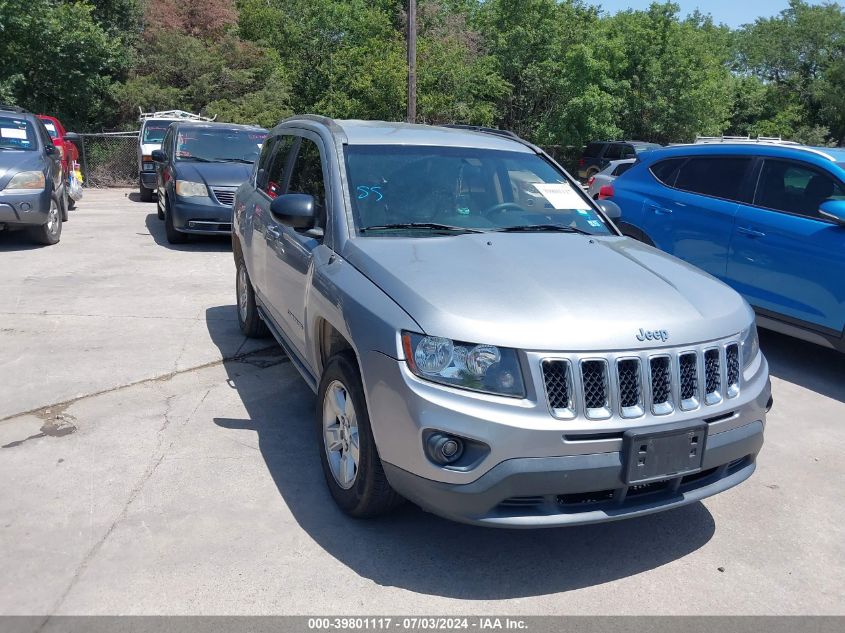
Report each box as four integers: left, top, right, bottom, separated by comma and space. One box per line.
593, 0, 823, 28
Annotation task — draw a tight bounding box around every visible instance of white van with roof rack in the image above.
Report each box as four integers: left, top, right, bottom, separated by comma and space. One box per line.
137, 109, 215, 202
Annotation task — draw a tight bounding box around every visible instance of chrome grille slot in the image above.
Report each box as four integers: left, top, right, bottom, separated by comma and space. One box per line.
542, 360, 573, 414
581, 360, 610, 418
726, 343, 740, 397
649, 356, 673, 415
617, 358, 643, 418
678, 352, 699, 411
704, 348, 722, 404
212, 188, 236, 206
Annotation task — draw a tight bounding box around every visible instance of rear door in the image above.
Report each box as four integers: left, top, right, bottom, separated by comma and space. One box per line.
640, 155, 753, 279
726, 158, 845, 334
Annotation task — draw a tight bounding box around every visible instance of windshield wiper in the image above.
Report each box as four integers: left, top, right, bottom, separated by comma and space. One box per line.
180, 156, 225, 163
495, 224, 593, 235
213, 157, 253, 164
361, 222, 484, 234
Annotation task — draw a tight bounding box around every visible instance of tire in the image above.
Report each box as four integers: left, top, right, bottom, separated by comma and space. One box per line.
140, 185, 154, 202
235, 256, 268, 338
317, 352, 403, 518
29, 196, 62, 246
60, 187, 69, 222
164, 198, 188, 244
68, 197, 76, 211
157, 192, 164, 220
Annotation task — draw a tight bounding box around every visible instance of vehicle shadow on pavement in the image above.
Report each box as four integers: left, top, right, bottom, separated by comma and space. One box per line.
0, 230, 48, 252
143, 213, 231, 252
760, 329, 845, 403
206, 306, 716, 599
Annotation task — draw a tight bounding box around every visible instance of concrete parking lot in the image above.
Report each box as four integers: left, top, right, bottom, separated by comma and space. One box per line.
0, 189, 843, 615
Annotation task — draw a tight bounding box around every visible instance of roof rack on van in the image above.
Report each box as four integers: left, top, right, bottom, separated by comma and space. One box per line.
137, 108, 216, 122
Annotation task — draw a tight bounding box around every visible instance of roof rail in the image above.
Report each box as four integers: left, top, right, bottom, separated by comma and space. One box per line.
441, 124, 541, 152
694, 135, 802, 146
138, 108, 216, 122
0, 103, 29, 114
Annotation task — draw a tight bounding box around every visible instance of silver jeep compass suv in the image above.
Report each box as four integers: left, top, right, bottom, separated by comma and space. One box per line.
232, 116, 771, 528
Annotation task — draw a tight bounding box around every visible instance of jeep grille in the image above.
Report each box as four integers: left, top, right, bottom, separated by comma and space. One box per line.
541, 341, 741, 420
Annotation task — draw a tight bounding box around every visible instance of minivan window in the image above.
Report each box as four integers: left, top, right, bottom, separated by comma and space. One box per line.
755, 160, 845, 219
674, 157, 752, 202
345, 145, 612, 236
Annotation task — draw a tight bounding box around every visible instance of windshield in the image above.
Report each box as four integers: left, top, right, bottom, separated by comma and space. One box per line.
345, 145, 612, 236
0, 117, 37, 151
175, 128, 267, 163
142, 120, 173, 144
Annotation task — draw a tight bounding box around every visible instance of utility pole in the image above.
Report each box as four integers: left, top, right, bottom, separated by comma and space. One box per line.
407, 0, 417, 124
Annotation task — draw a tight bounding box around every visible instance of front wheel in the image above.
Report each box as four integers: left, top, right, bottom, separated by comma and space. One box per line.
60, 187, 69, 222
317, 352, 402, 518
29, 196, 62, 245
164, 199, 187, 244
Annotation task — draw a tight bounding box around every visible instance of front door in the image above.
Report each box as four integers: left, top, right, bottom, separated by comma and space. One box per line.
263, 133, 329, 362
727, 159, 845, 334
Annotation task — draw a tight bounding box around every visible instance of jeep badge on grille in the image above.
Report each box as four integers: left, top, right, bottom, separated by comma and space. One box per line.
637, 328, 669, 342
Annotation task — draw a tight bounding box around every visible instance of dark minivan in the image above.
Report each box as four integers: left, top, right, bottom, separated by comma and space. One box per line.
153, 122, 268, 244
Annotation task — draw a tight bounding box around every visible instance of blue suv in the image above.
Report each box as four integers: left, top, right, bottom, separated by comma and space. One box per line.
608, 143, 845, 352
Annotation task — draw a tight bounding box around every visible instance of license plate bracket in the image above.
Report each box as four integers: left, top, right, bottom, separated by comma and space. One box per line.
624, 424, 707, 485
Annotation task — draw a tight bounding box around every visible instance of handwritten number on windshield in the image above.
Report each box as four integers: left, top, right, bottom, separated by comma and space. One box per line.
357, 185, 383, 201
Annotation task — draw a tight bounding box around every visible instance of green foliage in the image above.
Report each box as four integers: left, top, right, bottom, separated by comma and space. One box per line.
0, 0, 128, 129
2, 0, 845, 147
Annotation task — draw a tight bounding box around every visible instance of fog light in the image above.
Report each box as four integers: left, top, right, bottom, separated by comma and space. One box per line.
20, 202, 31, 212
188, 221, 197, 228
426, 433, 464, 465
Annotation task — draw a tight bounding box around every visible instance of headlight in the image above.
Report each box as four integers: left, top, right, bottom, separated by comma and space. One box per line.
5, 171, 45, 190
740, 324, 759, 369
175, 180, 208, 198
402, 332, 525, 397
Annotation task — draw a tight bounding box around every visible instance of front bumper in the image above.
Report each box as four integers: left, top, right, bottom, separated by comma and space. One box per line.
364, 346, 770, 528
0, 189, 52, 227
384, 420, 763, 527
139, 172, 156, 189
170, 197, 233, 234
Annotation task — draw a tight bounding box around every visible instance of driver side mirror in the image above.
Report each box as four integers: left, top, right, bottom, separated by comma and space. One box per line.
596, 199, 622, 220
151, 149, 166, 163
270, 194, 317, 230
819, 200, 845, 226
44, 144, 57, 156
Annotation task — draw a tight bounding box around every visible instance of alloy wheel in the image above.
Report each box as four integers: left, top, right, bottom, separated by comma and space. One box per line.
322, 380, 360, 490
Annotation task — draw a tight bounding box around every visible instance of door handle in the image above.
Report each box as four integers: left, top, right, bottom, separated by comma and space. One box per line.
737, 226, 766, 238
266, 226, 282, 240
654, 207, 673, 215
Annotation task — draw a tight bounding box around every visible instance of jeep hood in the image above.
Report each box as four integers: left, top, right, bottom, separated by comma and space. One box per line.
342, 234, 753, 352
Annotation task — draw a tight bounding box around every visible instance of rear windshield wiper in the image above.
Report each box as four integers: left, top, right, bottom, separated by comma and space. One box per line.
361, 223, 484, 234
495, 224, 593, 235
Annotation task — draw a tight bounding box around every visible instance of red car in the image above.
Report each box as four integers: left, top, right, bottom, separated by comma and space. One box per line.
37, 114, 80, 207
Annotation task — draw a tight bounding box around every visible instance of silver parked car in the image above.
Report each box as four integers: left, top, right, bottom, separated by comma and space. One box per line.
587, 158, 636, 199
232, 116, 771, 528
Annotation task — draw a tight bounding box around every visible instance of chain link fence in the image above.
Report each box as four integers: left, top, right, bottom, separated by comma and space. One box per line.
77, 132, 139, 188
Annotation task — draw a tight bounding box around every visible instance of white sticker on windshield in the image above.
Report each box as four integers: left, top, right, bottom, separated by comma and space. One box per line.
533, 183, 591, 210
1, 128, 27, 139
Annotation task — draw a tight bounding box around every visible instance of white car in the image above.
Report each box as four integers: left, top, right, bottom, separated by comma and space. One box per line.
587, 158, 636, 199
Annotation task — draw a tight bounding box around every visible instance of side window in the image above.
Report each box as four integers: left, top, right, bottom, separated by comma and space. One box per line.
613, 162, 634, 177
255, 137, 276, 190
583, 143, 603, 158
755, 160, 845, 219
674, 157, 752, 202
604, 144, 622, 160
650, 158, 685, 186
620, 144, 637, 159
288, 138, 327, 216
35, 120, 53, 152
263, 135, 295, 198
